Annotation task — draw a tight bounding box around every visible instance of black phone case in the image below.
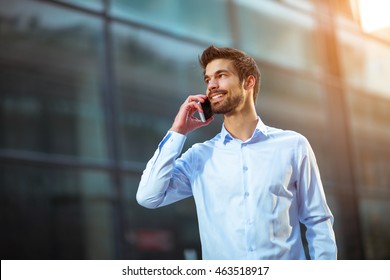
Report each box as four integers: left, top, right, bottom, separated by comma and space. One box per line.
201, 98, 213, 120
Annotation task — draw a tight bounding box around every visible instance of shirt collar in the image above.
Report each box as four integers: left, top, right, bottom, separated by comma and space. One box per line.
221, 116, 268, 143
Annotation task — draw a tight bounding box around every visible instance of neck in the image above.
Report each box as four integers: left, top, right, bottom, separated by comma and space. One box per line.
223, 105, 258, 141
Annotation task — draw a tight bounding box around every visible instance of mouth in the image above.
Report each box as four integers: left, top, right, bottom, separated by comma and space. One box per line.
209, 90, 227, 103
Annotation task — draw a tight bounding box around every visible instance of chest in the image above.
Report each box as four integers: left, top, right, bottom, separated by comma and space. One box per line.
192, 144, 297, 202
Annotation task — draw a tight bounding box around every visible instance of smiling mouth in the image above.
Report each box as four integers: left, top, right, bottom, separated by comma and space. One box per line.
209, 90, 227, 102
211, 94, 224, 100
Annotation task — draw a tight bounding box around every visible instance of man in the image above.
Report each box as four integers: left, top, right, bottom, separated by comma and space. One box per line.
137, 46, 337, 260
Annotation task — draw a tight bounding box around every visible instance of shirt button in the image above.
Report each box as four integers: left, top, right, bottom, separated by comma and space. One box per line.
243, 166, 248, 171
244, 192, 249, 197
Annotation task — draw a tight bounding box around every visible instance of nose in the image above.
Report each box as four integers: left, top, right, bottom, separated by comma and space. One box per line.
207, 77, 218, 92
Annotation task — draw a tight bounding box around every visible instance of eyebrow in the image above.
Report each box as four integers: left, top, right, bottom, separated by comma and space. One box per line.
204, 69, 230, 81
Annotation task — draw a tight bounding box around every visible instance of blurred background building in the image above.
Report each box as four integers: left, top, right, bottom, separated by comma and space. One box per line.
0, 0, 389, 260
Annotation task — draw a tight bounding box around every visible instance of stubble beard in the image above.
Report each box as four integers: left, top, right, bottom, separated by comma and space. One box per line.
211, 92, 244, 115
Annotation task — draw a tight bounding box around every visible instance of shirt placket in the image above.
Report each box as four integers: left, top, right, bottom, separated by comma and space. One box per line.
241, 142, 256, 256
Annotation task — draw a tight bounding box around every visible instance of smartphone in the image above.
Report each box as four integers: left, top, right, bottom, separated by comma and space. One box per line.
198, 98, 213, 122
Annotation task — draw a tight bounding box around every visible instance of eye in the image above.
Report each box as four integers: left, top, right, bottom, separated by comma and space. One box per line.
204, 78, 210, 84
218, 73, 227, 78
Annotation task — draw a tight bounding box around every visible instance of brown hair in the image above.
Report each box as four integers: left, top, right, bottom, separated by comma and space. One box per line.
199, 45, 261, 102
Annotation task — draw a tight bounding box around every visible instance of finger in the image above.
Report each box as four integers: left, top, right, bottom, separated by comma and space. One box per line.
187, 94, 207, 104
198, 115, 214, 127
185, 97, 203, 113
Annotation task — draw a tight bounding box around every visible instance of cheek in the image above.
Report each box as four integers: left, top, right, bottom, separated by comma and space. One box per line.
228, 82, 244, 93
223, 79, 240, 90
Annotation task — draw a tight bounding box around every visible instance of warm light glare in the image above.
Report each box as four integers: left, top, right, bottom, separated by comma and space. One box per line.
358, 0, 390, 32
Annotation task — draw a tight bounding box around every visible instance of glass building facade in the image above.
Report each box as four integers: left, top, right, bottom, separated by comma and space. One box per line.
0, 0, 389, 260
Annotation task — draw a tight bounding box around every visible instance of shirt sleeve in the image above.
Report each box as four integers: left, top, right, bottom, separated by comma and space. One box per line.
296, 136, 338, 260
136, 131, 194, 209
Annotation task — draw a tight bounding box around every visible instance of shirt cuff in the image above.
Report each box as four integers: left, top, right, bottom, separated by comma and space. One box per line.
158, 130, 187, 150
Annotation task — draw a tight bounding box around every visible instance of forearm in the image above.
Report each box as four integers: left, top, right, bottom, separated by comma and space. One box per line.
136, 131, 188, 208
304, 217, 337, 259
297, 136, 337, 259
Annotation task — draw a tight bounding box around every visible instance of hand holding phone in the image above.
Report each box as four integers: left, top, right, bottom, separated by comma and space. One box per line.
170, 95, 212, 135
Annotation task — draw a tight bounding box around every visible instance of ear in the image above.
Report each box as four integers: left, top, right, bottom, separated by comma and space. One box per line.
243, 75, 256, 90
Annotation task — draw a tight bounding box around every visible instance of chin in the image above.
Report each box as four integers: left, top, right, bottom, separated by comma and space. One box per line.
211, 103, 224, 114
213, 102, 238, 115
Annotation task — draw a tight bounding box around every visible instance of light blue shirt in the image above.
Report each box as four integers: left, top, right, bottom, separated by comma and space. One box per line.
137, 118, 337, 260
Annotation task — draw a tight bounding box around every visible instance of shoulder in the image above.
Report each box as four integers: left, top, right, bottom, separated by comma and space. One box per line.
265, 126, 314, 160
266, 126, 308, 145
178, 133, 221, 166
191, 133, 221, 151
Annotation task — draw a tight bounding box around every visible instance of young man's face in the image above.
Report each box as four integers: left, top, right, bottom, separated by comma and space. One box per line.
204, 58, 245, 115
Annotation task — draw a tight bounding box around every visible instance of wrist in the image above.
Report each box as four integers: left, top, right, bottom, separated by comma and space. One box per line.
169, 125, 187, 136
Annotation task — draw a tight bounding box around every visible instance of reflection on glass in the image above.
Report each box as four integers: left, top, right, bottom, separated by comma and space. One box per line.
337, 29, 390, 98
347, 90, 390, 191
110, 0, 232, 45
360, 199, 390, 259
282, 0, 314, 12
57, 0, 104, 11
235, 0, 319, 72
0, 165, 115, 259
0, 0, 107, 160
